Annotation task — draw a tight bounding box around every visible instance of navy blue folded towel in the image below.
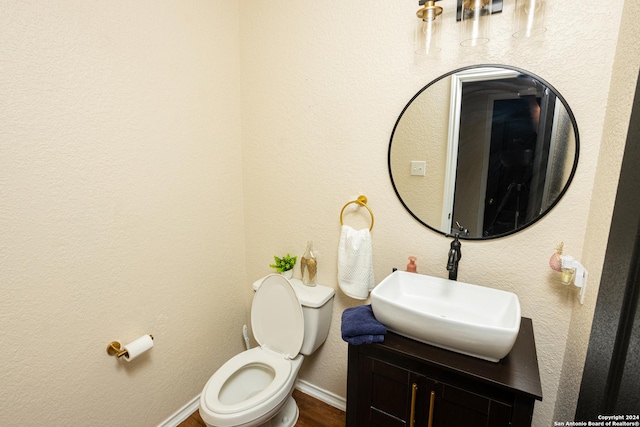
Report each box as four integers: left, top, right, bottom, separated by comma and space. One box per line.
341, 304, 387, 345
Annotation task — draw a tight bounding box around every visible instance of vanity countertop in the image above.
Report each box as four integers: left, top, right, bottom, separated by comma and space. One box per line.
373, 317, 543, 401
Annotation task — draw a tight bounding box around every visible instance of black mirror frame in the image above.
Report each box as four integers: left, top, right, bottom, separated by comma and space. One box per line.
388, 64, 580, 240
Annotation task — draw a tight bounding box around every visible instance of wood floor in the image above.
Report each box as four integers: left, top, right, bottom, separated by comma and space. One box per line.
178, 389, 345, 427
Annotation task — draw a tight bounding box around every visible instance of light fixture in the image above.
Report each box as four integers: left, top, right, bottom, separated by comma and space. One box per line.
415, 0, 443, 56
414, 0, 504, 55
459, 0, 493, 46
513, 0, 546, 38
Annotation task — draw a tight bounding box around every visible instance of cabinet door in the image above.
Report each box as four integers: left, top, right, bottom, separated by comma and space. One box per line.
357, 356, 435, 427
432, 383, 512, 427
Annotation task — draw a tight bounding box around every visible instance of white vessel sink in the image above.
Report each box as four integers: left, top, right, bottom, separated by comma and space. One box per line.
371, 271, 521, 362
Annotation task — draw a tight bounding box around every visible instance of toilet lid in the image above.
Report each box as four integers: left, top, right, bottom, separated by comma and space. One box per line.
251, 274, 304, 358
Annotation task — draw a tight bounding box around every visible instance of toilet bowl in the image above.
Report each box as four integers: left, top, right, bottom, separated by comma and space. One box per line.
199, 274, 335, 427
200, 347, 303, 427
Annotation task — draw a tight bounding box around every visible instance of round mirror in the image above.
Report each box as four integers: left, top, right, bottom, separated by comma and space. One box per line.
389, 65, 579, 240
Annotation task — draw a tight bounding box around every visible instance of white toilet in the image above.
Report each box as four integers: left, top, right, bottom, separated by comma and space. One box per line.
199, 274, 335, 427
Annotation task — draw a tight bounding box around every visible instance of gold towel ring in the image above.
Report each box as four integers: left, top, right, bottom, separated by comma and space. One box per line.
340, 195, 374, 231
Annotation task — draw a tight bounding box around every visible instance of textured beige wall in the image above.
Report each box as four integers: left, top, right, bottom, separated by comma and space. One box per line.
239, 0, 627, 426
554, 0, 640, 421
1, 0, 635, 426
1, 1, 248, 425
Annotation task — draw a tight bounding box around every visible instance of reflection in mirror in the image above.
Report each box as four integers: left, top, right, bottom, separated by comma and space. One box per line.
389, 65, 578, 239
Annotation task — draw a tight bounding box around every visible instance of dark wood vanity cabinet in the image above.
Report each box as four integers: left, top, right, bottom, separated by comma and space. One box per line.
346, 318, 542, 427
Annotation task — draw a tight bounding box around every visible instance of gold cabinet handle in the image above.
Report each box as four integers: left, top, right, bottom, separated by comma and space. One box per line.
427, 390, 436, 427
409, 383, 418, 427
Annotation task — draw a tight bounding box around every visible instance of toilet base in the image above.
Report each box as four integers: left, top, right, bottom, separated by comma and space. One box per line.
256, 396, 298, 427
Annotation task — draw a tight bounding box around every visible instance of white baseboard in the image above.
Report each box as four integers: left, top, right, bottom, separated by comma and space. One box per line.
157, 394, 200, 427
295, 379, 347, 412
157, 379, 346, 427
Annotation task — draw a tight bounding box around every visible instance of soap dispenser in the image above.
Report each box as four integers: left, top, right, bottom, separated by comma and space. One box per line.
406, 256, 417, 273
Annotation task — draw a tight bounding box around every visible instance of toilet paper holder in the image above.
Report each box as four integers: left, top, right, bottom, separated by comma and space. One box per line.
107, 334, 154, 358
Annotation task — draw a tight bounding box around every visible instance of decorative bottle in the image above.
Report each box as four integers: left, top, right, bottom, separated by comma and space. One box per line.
301, 240, 317, 286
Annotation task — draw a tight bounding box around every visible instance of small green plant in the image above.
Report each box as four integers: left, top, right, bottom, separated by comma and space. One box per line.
270, 254, 297, 273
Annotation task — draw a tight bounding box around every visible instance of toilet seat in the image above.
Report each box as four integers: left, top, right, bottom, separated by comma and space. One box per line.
202, 347, 292, 414
200, 275, 305, 427
200, 348, 303, 426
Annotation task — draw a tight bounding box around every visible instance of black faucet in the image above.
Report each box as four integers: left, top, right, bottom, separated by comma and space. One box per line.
446, 222, 468, 281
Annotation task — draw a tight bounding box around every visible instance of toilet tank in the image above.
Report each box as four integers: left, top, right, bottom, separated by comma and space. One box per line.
253, 276, 335, 356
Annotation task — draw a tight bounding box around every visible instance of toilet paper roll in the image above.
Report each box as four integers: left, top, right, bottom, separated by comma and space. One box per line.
123, 335, 154, 362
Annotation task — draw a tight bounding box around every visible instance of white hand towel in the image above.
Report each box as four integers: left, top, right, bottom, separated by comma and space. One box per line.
338, 225, 374, 300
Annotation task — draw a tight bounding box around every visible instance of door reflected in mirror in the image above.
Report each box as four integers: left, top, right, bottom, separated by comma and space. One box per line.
389, 65, 578, 239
